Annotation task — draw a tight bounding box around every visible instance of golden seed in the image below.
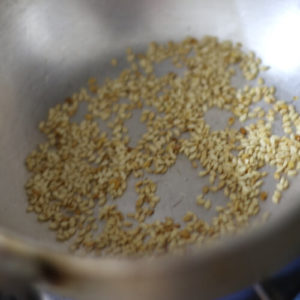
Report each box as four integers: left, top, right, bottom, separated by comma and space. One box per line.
260, 191, 268, 201
202, 186, 209, 194
239, 127, 247, 135
274, 172, 280, 180
85, 114, 93, 121
179, 229, 191, 239
191, 161, 198, 168
204, 200, 211, 210
288, 161, 295, 170
228, 117, 235, 126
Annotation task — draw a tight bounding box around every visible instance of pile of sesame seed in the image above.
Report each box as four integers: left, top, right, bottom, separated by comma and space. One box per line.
25, 36, 300, 256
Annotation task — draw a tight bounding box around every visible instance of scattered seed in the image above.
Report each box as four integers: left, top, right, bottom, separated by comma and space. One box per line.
228, 117, 235, 126
239, 127, 247, 135
183, 211, 194, 222
191, 161, 198, 168
260, 191, 268, 201
202, 186, 209, 195
24, 36, 300, 257
180, 229, 191, 239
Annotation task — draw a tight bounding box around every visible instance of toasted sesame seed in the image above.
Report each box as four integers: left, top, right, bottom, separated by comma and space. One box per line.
179, 229, 191, 239
24, 36, 300, 257
204, 200, 211, 210
228, 117, 235, 126
202, 186, 209, 195
239, 127, 247, 135
183, 211, 194, 222
260, 191, 268, 201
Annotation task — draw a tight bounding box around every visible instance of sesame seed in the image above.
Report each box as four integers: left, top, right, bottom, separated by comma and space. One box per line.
239, 127, 247, 135
24, 36, 300, 257
260, 191, 268, 201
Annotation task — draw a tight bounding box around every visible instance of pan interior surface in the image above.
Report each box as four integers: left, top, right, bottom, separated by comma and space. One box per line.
0, 0, 300, 258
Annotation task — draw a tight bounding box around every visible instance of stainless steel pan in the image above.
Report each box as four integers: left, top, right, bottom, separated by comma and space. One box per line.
1, 0, 300, 299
